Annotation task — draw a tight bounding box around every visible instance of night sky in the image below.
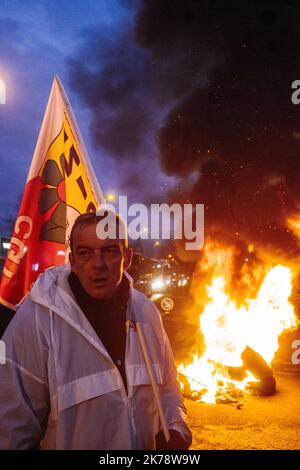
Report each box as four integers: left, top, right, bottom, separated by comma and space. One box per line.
1, 0, 300, 269
0, 0, 176, 233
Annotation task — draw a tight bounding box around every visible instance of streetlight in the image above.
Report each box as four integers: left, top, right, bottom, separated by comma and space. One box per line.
105, 192, 116, 202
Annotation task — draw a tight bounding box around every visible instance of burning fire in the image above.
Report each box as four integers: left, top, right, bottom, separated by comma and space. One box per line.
178, 265, 298, 404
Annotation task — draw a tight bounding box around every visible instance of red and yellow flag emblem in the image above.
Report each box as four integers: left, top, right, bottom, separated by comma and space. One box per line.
0, 77, 104, 308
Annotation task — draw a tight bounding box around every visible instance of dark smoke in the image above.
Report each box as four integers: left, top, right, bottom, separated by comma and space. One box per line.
68, 0, 300, 264
135, 0, 300, 264
67, 16, 172, 203
66, 1, 211, 204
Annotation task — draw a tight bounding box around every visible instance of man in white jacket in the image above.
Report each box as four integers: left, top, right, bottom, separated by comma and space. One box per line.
0, 212, 192, 450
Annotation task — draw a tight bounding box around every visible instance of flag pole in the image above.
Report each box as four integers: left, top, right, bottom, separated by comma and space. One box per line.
54, 75, 105, 208
134, 321, 170, 443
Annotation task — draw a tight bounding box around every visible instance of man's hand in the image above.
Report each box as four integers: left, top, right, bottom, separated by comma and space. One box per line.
155, 429, 190, 450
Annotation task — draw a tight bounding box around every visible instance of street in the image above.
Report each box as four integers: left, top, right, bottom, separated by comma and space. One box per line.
186, 373, 300, 450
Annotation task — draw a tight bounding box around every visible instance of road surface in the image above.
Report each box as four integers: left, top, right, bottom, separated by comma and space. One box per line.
186, 373, 300, 450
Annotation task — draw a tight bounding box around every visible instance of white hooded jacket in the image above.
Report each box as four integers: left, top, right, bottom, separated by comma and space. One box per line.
0, 264, 192, 450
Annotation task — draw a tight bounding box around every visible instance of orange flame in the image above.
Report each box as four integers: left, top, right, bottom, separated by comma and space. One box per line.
178, 265, 298, 404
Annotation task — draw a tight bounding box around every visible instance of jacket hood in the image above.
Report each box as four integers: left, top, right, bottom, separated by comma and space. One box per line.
29, 264, 140, 360
30, 264, 72, 309
28, 263, 163, 352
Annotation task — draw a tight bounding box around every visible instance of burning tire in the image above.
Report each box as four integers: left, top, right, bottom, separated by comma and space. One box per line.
241, 346, 277, 396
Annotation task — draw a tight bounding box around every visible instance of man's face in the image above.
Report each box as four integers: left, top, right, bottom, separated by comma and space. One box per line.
69, 222, 132, 299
